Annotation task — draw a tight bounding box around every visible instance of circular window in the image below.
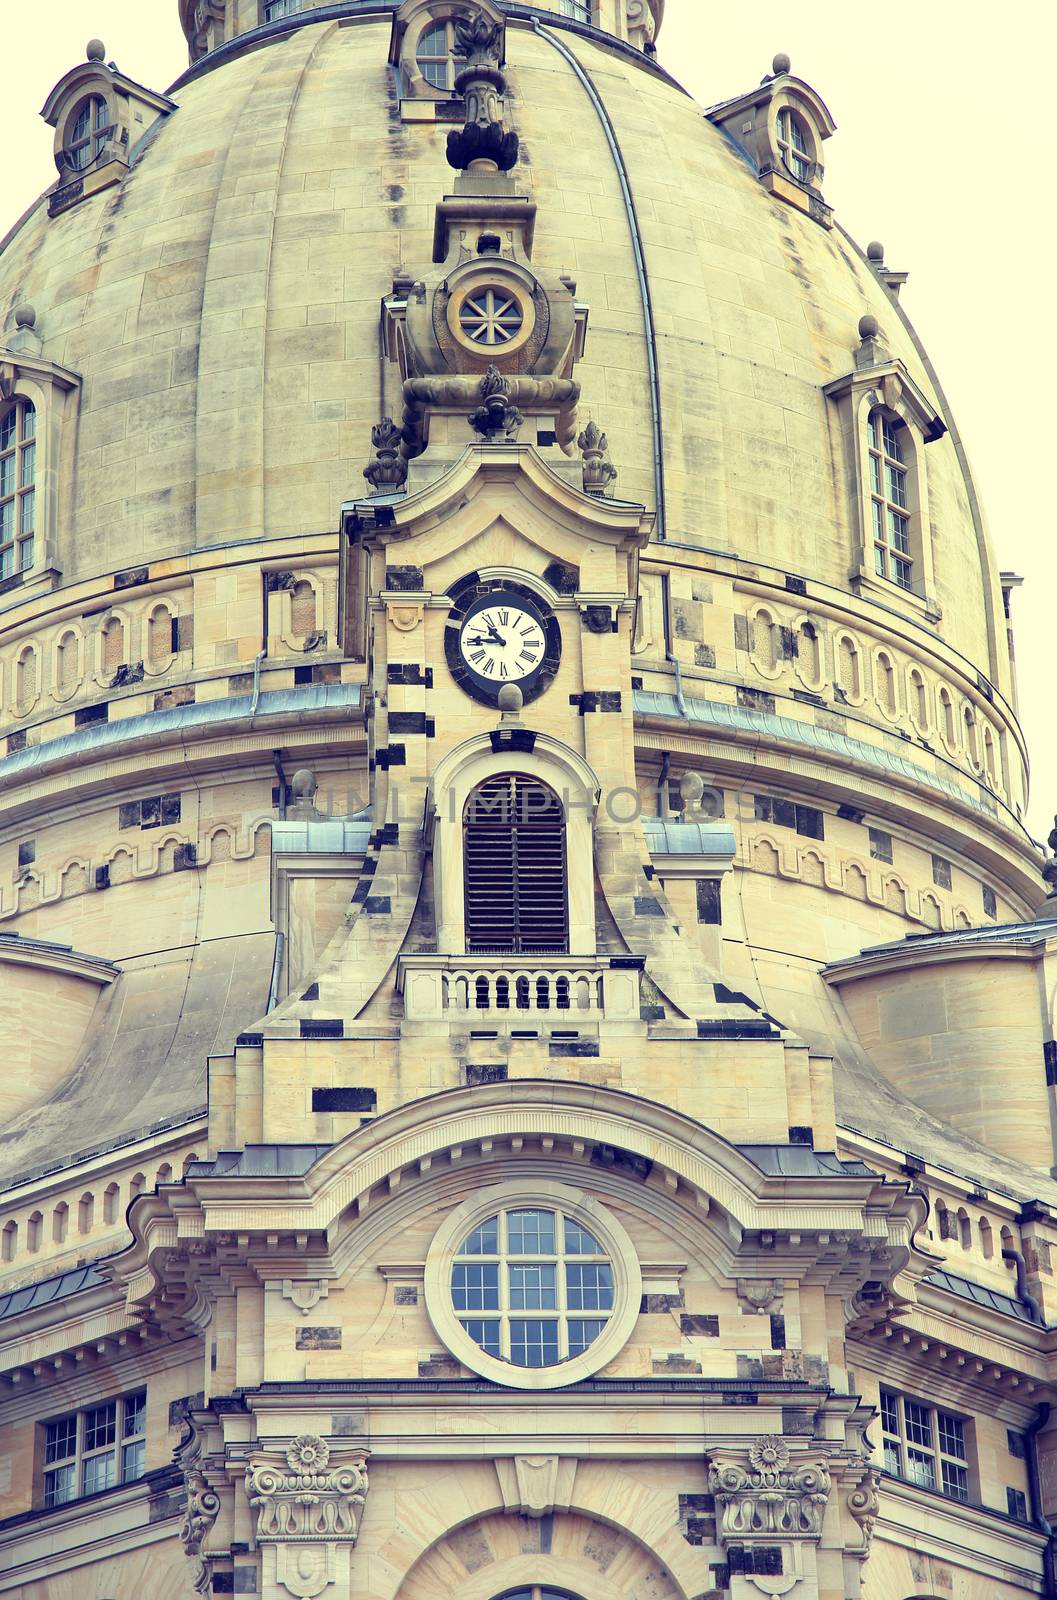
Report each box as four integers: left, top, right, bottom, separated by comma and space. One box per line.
65, 96, 111, 172
776, 106, 812, 183
458, 287, 525, 347
424, 1181, 641, 1389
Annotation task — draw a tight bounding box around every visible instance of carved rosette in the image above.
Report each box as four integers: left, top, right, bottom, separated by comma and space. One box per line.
248, 1436, 368, 1597
707, 1437, 831, 1540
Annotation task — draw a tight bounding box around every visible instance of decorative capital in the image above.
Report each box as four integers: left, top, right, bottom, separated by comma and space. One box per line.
248, 1437, 369, 1598
707, 1438, 831, 1540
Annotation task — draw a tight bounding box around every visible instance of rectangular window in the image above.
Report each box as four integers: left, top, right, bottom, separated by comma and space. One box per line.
451, 1263, 500, 1311
880, 1388, 972, 1504
565, 1262, 614, 1311
983, 885, 997, 919
868, 827, 893, 863
506, 1209, 555, 1255
932, 855, 952, 890
1007, 1486, 1029, 1521
507, 1262, 557, 1310
696, 878, 722, 925
753, 796, 824, 839
41, 1392, 146, 1509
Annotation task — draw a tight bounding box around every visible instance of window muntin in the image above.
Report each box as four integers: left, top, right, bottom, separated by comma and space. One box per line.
417, 20, 454, 90
264, 0, 302, 20
558, 0, 592, 20
0, 399, 35, 579
880, 1388, 969, 1502
776, 106, 811, 182
43, 1391, 146, 1508
868, 411, 914, 591
65, 96, 110, 172
451, 1206, 614, 1368
458, 287, 525, 347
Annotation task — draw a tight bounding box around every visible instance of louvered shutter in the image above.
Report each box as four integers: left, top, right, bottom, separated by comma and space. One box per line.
463, 774, 568, 953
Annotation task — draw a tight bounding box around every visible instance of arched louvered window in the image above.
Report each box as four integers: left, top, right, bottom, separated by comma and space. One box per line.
463, 774, 568, 954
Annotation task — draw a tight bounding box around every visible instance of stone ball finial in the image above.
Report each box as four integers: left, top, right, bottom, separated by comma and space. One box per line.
86, 39, 106, 62
867, 240, 885, 262
678, 771, 705, 812
497, 684, 523, 716
290, 768, 317, 801
772, 52, 791, 75
13, 305, 36, 330
858, 313, 879, 341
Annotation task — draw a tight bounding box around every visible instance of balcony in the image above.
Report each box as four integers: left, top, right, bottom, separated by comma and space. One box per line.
396, 954, 644, 1024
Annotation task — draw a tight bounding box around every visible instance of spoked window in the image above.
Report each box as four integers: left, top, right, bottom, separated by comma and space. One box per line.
417, 20, 455, 90
776, 107, 811, 182
868, 410, 913, 591
464, 774, 567, 953
880, 1387, 970, 1502
452, 1206, 614, 1368
458, 287, 524, 347
65, 97, 110, 172
43, 1390, 146, 1507
0, 399, 35, 579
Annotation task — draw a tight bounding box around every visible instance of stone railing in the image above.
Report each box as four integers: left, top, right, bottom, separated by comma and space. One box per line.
397, 954, 643, 1023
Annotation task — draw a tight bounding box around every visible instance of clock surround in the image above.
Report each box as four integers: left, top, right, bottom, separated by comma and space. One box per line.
445, 573, 562, 707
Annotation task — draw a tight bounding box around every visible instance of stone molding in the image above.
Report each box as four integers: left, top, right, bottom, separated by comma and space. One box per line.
495, 1454, 578, 1516
248, 1436, 369, 1599
707, 1437, 831, 1540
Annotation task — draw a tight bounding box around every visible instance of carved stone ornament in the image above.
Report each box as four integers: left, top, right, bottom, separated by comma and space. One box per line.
179, 1468, 222, 1595
402, 371, 579, 453
1042, 813, 1057, 898
577, 419, 618, 496
707, 1437, 831, 1539
736, 1278, 783, 1314
363, 418, 408, 495
846, 1465, 881, 1557
446, 10, 518, 172
469, 364, 524, 439
248, 1437, 369, 1599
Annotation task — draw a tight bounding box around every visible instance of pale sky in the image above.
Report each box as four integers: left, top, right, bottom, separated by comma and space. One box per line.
3, 0, 1055, 840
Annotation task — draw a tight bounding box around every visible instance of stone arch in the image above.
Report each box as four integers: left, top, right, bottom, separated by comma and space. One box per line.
875, 648, 898, 716
60, 860, 90, 898
207, 826, 234, 862
749, 604, 778, 675
389, 1480, 693, 1600
920, 892, 943, 929
750, 836, 781, 876
101, 612, 126, 674
147, 602, 176, 669
799, 849, 826, 888
844, 861, 869, 901
108, 845, 136, 886
794, 616, 823, 688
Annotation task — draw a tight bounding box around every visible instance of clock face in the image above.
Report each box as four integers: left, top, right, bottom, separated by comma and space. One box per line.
459, 600, 547, 684
445, 579, 561, 707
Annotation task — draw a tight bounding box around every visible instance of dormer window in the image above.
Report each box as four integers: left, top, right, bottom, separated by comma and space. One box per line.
776, 106, 811, 182
0, 398, 36, 579
65, 96, 111, 172
417, 19, 454, 89
868, 410, 913, 591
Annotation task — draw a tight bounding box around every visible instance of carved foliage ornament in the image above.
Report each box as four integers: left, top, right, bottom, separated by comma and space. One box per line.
446, 5, 518, 170
248, 1436, 369, 1543
179, 1470, 222, 1595
707, 1436, 831, 1539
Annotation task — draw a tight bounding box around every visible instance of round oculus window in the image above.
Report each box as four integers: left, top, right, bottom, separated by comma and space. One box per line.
424, 1182, 641, 1389
458, 286, 524, 347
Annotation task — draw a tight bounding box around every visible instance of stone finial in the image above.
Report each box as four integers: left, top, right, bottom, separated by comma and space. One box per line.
867, 240, 885, 263
363, 418, 408, 495
86, 38, 106, 62
497, 683, 524, 722
470, 365, 524, 439
676, 771, 704, 815
857, 313, 879, 341
289, 768, 321, 819
772, 51, 791, 75
446, 7, 518, 172
8, 304, 42, 357
855, 311, 885, 370
13, 305, 35, 330
1043, 814, 1057, 900
577, 419, 618, 496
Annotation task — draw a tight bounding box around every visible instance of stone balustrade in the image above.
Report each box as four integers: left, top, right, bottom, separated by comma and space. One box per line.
397, 954, 644, 1023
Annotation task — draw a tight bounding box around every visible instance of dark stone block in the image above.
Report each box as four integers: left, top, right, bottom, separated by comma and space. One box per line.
331, 1413, 367, 1436
733, 614, 752, 651
294, 665, 313, 685
301, 982, 320, 1001
695, 879, 722, 925
94, 865, 110, 891
782, 1407, 816, 1435
641, 1291, 684, 1312
672, 600, 703, 642
737, 1355, 764, 1379
114, 565, 150, 590
233, 1571, 258, 1595
597, 691, 621, 711
696, 1020, 776, 1040
634, 894, 664, 916
490, 728, 537, 753
583, 605, 615, 634
16, 839, 35, 867
728, 1546, 782, 1576
591, 1143, 651, 1180
75, 702, 109, 727
174, 843, 198, 871
1045, 1041, 1057, 1087
161, 794, 182, 824
301, 1019, 343, 1040
7, 729, 27, 754
679, 1314, 719, 1336
736, 686, 775, 713
312, 1087, 376, 1111
296, 1326, 342, 1350
265, 571, 294, 591
784, 574, 807, 596
788, 1125, 813, 1145
713, 982, 756, 1008
777, 625, 797, 659
385, 565, 425, 591
363, 896, 392, 915
543, 561, 579, 594
148, 1489, 185, 1522
176, 615, 194, 652
610, 955, 646, 969
110, 661, 145, 687
693, 643, 716, 668
466, 1062, 507, 1085
795, 804, 824, 839
141, 796, 161, 828
640, 1004, 665, 1022
678, 1494, 714, 1514
389, 711, 428, 735
212, 1577, 234, 1594
168, 1392, 205, 1427
769, 1312, 786, 1349
418, 1354, 461, 1377
394, 1287, 418, 1306
837, 804, 864, 822
682, 1516, 713, 1544
652, 1355, 702, 1373
550, 1038, 600, 1058
236, 1033, 263, 1047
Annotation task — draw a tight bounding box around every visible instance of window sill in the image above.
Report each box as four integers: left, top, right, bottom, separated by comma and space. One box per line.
880, 1469, 1036, 1532
849, 564, 942, 625
0, 1464, 176, 1534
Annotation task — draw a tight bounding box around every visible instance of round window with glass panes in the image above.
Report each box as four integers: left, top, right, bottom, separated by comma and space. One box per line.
424, 1182, 641, 1389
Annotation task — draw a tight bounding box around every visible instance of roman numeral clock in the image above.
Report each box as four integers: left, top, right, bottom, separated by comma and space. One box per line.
445, 576, 563, 706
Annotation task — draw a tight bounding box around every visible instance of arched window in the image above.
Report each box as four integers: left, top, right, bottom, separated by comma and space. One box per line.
65, 96, 110, 171
1001, 1225, 1015, 1270
148, 606, 172, 667
752, 608, 777, 672
964, 706, 980, 767
876, 651, 897, 715
0, 397, 36, 578
27, 1212, 43, 1252
102, 616, 124, 673
798, 620, 821, 683
463, 774, 567, 954
52, 1201, 69, 1244
417, 19, 455, 90
1, 1221, 15, 1262
979, 1218, 993, 1259
493, 1588, 582, 1600
776, 106, 811, 181
103, 1183, 120, 1224
939, 687, 956, 747
129, 1172, 146, 1199
78, 1192, 94, 1234
868, 410, 914, 591
957, 1208, 971, 1250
